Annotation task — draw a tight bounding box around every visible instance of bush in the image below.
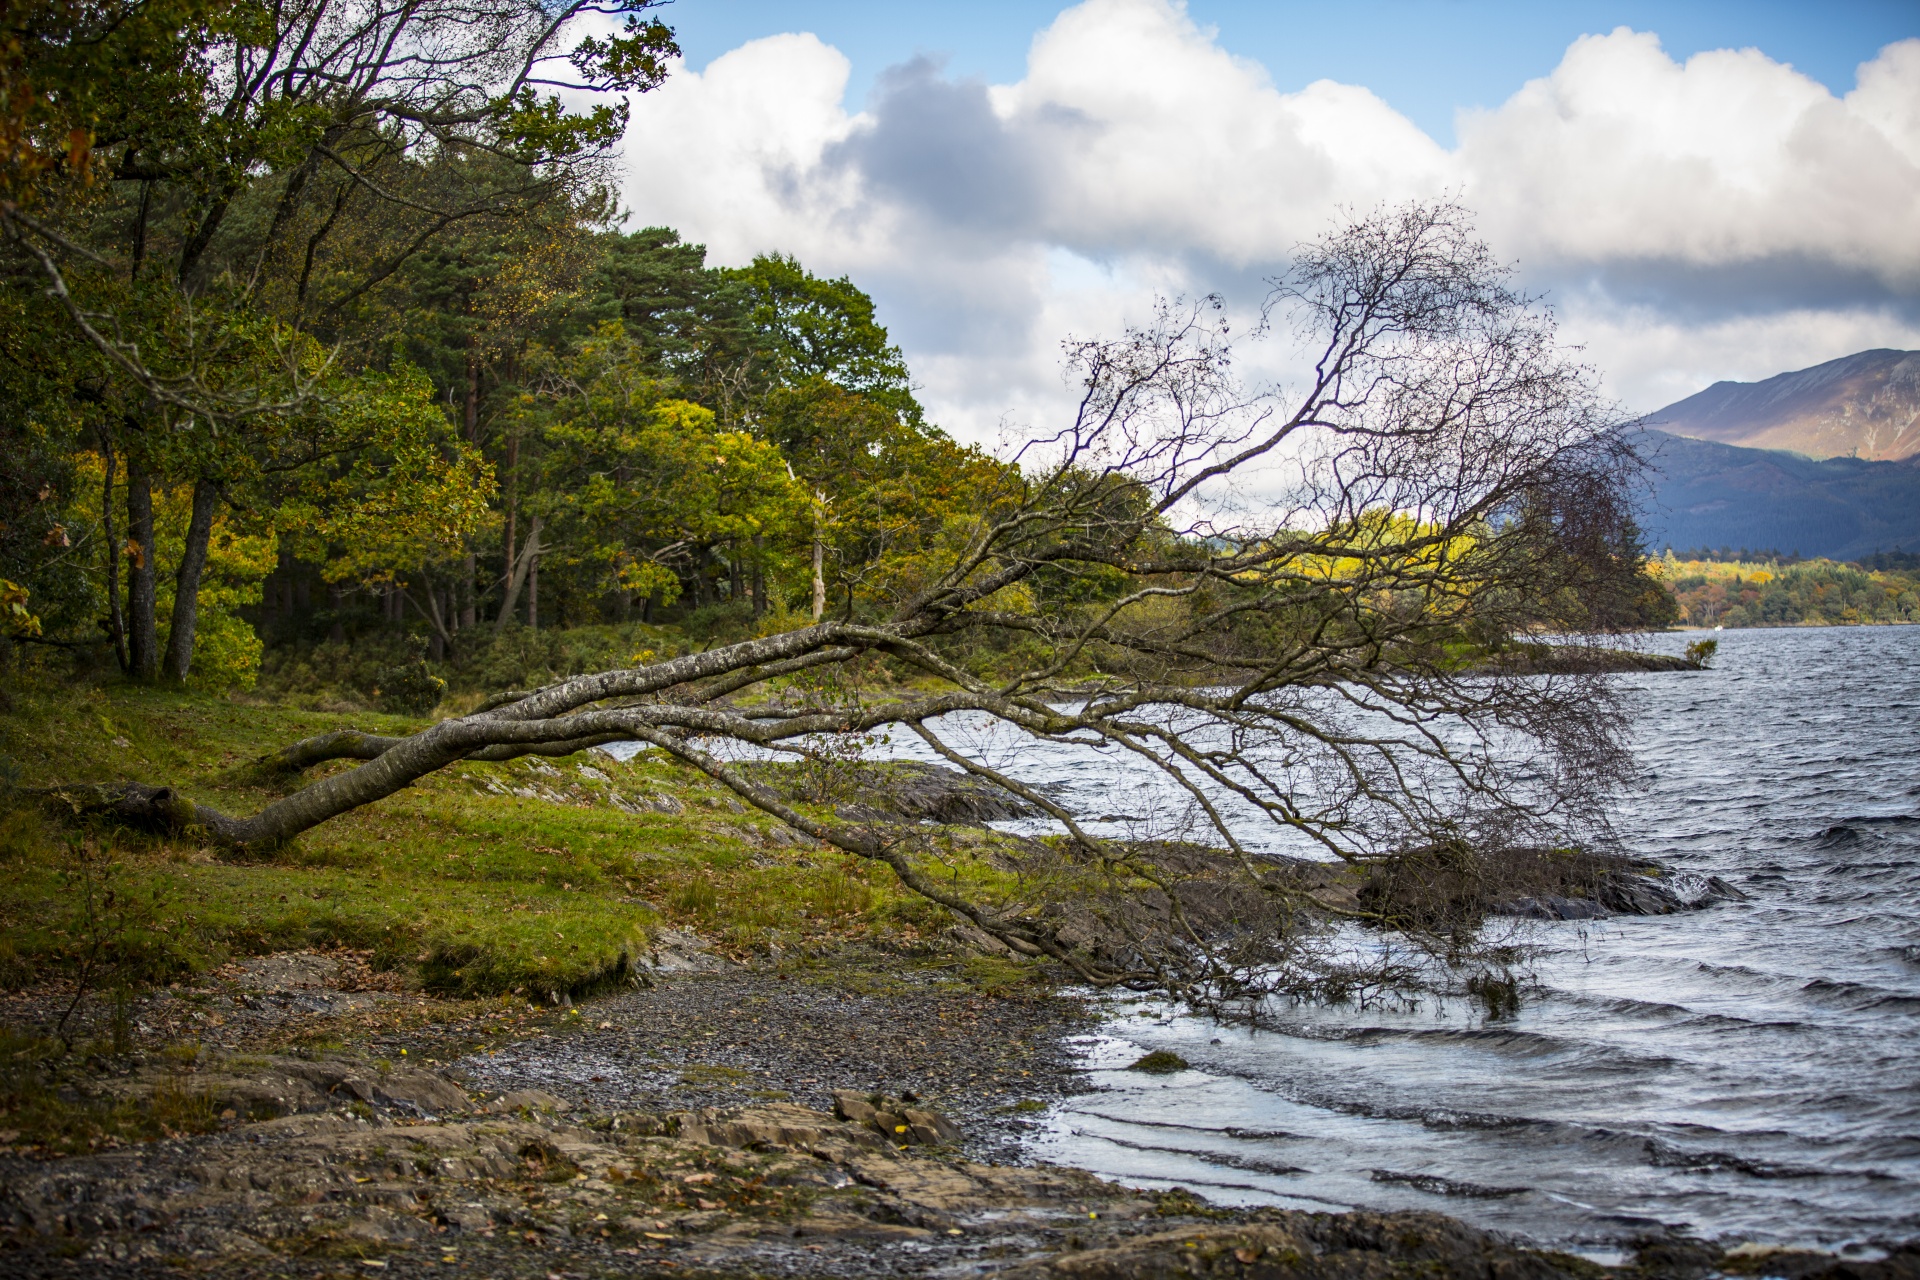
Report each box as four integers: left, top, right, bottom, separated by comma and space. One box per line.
373, 660, 446, 714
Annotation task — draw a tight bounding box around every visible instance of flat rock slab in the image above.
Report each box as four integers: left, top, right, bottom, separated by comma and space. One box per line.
229, 951, 343, 990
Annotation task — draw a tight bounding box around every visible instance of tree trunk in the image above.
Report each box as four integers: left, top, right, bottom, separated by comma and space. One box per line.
502, 432, 519, 625
811, 534, 825, 624
162, 479, 218, 681
126, 459, 158, 681
97, 432, 128, 672
527, 545, 539, 633
276, 545, 294, 624
327, 584, 344, 642
495, 516, 542, 632
463, 350, 480, 442
752, 534, 766, 618
460, 550, 476, 630
729, 544, 743, 606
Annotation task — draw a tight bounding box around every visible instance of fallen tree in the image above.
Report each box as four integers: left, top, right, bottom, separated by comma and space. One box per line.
51, 204, 1659, 1007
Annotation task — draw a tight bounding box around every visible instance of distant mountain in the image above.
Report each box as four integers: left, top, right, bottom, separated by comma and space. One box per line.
1636, 429, 1920, 562
1649, 349, 1920, 461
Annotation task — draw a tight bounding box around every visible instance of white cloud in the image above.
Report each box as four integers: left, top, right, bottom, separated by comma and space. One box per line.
617, 33, 872, 266
618, 1, 1920, 438
1459, 29, 1920, 291
1557, 295, 1920, 416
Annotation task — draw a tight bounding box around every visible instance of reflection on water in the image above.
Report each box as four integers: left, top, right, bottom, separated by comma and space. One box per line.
1024, 626, 1920, 1249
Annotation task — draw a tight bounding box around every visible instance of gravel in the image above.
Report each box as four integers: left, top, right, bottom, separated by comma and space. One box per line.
445, 966, 1095, 1161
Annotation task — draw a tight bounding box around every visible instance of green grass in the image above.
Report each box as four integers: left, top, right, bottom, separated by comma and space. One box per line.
0, 678, 986, 1001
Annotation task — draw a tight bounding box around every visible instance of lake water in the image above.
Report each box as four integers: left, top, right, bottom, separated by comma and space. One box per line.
1018, 626, 1920, 1253
621, 624, 1920, 1250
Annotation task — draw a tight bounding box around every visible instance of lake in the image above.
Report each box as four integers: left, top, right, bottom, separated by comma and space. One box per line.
614, 624, 1920, 1251
1023, 625, 1920, 1253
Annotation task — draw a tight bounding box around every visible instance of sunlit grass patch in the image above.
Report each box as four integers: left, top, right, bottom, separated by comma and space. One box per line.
0, 681, 1029, 1003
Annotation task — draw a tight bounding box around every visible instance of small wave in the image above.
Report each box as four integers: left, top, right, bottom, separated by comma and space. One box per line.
1416, 1108, 1557, 1133
1812, 816, 1920, 848
1545, 989, 1701, 1019
1067, 1110, 1306, 1143
1369, 1169, 1530, 1199
1798, 976, 1920, 1012
1644, 1138, 1824, 1179
1065, 1128, 1307, 1177
1348, 1025, 1581, 1057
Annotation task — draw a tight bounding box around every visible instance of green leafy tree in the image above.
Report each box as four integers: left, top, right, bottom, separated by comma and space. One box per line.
0, 0, 678, 679
510, 326, 805, 621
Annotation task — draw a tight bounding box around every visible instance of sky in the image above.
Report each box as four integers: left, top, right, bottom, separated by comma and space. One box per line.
617, 0, 1920, 442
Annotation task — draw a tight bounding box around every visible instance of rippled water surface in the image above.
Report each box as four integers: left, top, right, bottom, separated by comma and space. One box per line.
1017, 626, 1920, 1250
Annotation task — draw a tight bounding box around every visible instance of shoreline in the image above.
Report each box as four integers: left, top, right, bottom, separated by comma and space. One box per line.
3, 953, 1914, 1279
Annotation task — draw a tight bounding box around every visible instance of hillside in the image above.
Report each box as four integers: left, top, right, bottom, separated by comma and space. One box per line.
1636, 429, 1920, 561
1649, 348, 1920, 461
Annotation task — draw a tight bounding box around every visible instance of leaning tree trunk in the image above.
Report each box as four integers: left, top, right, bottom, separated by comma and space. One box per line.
40, 204, 1656, 1011
162, 478, 218, 681
125, 458, 159, 681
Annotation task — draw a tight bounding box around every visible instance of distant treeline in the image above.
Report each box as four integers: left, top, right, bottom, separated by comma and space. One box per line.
1654, 553, 1920, 628
1664, 546, 1920, 571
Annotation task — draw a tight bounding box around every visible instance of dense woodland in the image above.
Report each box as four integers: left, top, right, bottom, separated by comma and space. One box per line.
0, 0, 1001, 704
1655, 554, 1920, 628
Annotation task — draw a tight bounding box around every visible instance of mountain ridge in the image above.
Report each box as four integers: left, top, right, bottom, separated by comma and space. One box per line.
1649, 349, 1920, 462
1635, 428, 1920, 562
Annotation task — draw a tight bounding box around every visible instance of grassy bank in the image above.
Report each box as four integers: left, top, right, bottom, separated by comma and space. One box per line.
0, 678, 1009, 1006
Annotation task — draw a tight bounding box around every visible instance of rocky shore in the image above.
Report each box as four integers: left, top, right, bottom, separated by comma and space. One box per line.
4, 951, 1916, 1280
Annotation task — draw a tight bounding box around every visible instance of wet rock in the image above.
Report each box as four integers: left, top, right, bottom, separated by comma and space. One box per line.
744, 760, 1039, 826
1126, 1050, 1190, 1074
1002, 1211, 1601, 1280
831, 1089, 962, 1145
1492, 864, 1749, 921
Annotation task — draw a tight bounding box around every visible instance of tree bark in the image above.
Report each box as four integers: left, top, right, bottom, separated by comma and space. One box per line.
496, 517, 542, 632
752, 535, 766, 618
502, 432, 519, 625
163, 478, 218, 681
811, 536, 825, 623
463, 350, 480, 442
97, 431, 128, 672
125, 458, 158, 681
